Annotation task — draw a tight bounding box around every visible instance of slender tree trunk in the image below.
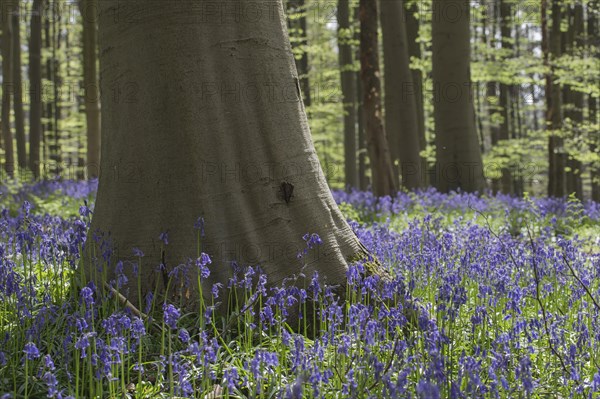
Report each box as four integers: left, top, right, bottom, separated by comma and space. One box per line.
29, 0, 43, 179
355, 5, 368, 190
405, 0, 427, 184
359, 0, 396, 196
81, 0, 101, 178
380, 0, 422, 190
44, 13, 53, 174
1, 2, 15, 178
483, 0, 501, 192
589, 2, 600, 201
90, 1, 378, 311
337, 0, 357, 189
12, 7, 26, 172
52, 13, 62, 175
472, 2, 485, 155
432, 0, 485, 193
564, 4, 584, 199
287, 0, 311, 107
498, 0, 513, 194
544, 0, 565, 197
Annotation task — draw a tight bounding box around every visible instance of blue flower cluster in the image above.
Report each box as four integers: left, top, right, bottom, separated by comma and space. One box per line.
0, 181, 598, 398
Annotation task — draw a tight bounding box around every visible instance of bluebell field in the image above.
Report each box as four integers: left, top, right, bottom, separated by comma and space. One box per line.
0, 180, 599, 398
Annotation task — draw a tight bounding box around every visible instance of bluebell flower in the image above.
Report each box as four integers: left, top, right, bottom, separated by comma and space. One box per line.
23, 342, 40, 360
223, 367, 239, 392
159, 231, 169, 245
43, 354, 55, 371
80, 286, 94, 307
132, 247, 144, 257
178, 328, 190, 343
163, 303, 180, 329
211, 282, 223, 298
42, 371, 59, 398
194, 217, 205, 236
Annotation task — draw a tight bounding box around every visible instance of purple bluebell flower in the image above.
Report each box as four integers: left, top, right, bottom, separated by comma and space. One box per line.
23, 342, 40, 360
132, 247, 144, 257
163, 303, 180, 329
80, 286, 94, 307
159, 231, 169, 245
194, 217, 205, 236
178, 328, 190, 343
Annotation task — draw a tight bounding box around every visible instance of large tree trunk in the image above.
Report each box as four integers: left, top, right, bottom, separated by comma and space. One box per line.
81, 0, 101, 178
90, 1, 373, 310
544, 0, 565, 197
29, 0, 43, 179
337, 0, 358, 189
358, 0, 396, 196
380, 0, 422, 190
431, 0, 485, 193
1, 3, 15, 178
12, 6, 26, 172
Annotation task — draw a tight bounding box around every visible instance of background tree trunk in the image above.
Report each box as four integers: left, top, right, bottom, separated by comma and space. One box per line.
498, 0, 513, 194
81, 0, 101, 178
12, 6, 26, 172
337, 0, 358, 189
380, 0, 423, 190
287, 0, 311, 107
29, 0, 43, 178
405, 0, 426, 179
355, 5, 368, 191
544, 0, 565, 197
589, 1, 599, 202
563, 4, 584, 199
483, 0, 501, 192
44, 13, 53, 174
91, 1, 372, 310
1, 3, 15, 178
431, 0, 485, 193
359, 0, 396, 196
51, 12, 62, 175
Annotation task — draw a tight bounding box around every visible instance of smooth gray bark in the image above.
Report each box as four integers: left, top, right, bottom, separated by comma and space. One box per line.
12, 8, 26, 171
338, 0, 358, 189
81, 0, 101, 178
1, 3, 14, 178
359, 0, 396, 196
380, 0, 423, 189
431, 0, 485, 192
90, 1, 371, 309
29, 0, 43, 178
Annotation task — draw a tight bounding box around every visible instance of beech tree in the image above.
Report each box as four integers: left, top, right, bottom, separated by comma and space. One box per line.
89, 1, 377, 309
380, 0, 423, 189
358, 0, 396, 196
80, 0, 101, 178
337, 0, 358, 189
544, 0, 565, 197
431, 0, 485, 193
29, 0, 43, 178
1, 2, 14, 178
12, 5, 25, 172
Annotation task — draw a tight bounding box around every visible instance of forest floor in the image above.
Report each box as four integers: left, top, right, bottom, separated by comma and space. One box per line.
0, 180, 599, 398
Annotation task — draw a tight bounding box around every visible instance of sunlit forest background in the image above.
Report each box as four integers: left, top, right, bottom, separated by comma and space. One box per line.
0, 0, 598, 199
